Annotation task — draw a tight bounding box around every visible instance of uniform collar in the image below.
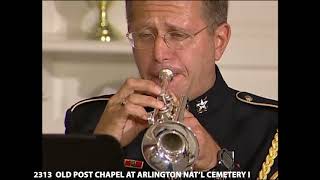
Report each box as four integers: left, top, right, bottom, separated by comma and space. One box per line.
188, 65, 230, 117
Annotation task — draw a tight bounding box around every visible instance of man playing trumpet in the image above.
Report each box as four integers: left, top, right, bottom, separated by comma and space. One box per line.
65, 1, 278, 179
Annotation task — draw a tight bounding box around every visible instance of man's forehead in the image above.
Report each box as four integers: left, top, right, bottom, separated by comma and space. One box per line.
129, 1, 203, 28
132, 1, 195, 7
130, 1, 201, 14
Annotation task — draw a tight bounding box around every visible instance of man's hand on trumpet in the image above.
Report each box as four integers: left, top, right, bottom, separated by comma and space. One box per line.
184, 110, 221, 171
93, 78, 164, 147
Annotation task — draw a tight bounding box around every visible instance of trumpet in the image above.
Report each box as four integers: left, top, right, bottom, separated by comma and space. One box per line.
141, 68, 199, 171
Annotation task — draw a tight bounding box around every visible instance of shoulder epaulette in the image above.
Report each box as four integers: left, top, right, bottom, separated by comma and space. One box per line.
236, 91, 278, 109
70, 94, 113, 112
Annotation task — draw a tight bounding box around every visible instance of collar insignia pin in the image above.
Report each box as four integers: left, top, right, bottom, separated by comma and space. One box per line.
196, 96, 208, 114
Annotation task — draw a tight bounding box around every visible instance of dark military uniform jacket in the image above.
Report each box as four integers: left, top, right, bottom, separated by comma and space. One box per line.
65, 66, 278, 179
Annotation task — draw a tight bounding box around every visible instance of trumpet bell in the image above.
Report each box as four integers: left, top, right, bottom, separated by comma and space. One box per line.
141, 121, 199, 171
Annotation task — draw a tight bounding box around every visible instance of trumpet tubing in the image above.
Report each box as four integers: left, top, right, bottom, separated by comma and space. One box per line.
141, 68, 199, 171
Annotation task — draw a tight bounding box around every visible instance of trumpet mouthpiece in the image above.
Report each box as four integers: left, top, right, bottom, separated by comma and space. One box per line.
159, 69, 174, 81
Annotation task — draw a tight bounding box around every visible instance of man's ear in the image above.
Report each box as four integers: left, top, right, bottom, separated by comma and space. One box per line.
213, 23, 231, 62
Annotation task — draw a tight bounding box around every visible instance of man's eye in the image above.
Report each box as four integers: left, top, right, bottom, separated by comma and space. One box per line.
169, 32, 189, 40
137, 33, 153, 39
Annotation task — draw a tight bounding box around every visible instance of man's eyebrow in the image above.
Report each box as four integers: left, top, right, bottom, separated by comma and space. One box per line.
164, 22, 190, 32
131, 20, 154, 31
130, 20, 191, 32
134, 26, 155, 33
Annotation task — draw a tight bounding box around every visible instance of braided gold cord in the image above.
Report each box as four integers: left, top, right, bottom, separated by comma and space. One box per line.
258, 129, 278, 180
270, 171, 278, 180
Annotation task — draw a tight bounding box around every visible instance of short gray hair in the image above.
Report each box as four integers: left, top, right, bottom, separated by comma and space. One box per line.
125, 1, 228, 29
202, 0, 228, 29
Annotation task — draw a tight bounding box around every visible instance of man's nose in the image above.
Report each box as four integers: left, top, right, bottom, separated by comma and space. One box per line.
153, 35, 172, 63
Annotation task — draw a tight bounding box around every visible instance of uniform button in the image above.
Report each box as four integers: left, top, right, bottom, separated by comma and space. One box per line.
244, 95, 253, 102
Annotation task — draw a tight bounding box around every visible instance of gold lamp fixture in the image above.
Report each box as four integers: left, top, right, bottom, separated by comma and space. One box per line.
96, 1, 114, 42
